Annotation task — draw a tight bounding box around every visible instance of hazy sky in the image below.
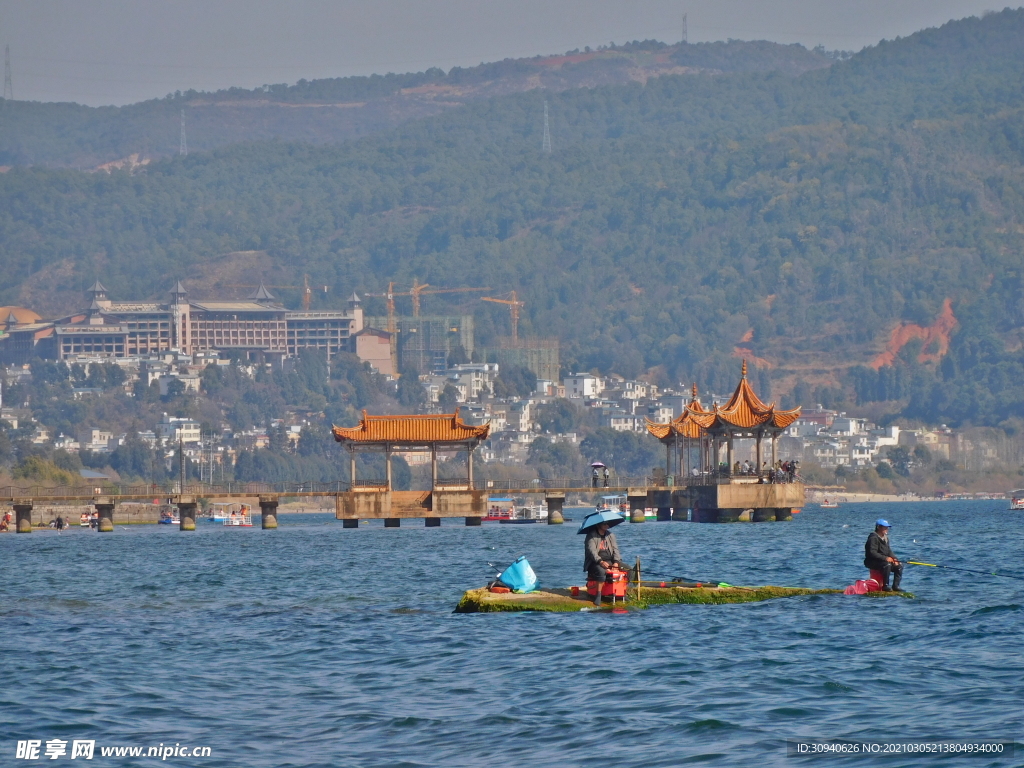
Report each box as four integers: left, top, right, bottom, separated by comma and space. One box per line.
0, 0, 1010, 106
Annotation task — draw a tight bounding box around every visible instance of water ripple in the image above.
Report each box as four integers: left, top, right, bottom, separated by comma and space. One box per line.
2, 502, 1021, 767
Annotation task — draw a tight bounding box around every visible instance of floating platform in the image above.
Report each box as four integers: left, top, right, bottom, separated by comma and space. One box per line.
454, 584, 912, 613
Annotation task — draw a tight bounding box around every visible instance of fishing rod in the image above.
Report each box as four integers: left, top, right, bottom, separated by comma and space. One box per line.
907, 561, 1024, 581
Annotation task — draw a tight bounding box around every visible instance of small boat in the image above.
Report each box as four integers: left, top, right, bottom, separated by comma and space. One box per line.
484, 497, 515, 522
158, 509, 180, 525
820, 498, 839, 508
224, 506, 253, 527
80, 512, 91, 527
1011, 490, 1024, 511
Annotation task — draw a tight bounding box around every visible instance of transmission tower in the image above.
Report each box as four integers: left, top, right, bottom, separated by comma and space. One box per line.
4, 45, 12, 101
542, 100, 552, 154
682, 13, 688, 45
179, 109, 187, 156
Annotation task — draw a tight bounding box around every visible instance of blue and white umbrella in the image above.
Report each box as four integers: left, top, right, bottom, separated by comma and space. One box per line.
578, 509, 625, 534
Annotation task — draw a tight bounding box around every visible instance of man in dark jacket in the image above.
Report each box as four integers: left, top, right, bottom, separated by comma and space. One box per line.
864, 519, 903, 591
584, 522, 623, 606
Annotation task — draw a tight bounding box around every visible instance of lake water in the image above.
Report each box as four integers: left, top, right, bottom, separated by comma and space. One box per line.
2, 501, 1021, 767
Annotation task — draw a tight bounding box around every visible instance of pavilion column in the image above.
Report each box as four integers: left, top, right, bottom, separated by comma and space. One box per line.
665, 442, 671, 479
385, 444, 393, 491
431, 447, 438, 490
756, 433, 763, 477
467, 447, 474, 490
772, 435, 778, 467
349, 448, 357, 489
726, 437, 733, 475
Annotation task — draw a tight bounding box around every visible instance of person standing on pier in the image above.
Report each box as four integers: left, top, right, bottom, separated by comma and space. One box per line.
864, 519, 903, 591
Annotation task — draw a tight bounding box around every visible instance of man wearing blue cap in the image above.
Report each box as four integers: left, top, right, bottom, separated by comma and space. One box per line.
864, 519, 903, 591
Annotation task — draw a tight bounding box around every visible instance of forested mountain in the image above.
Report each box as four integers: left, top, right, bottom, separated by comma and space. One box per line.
0, 39, 832, 169
1, 10, 1023, 427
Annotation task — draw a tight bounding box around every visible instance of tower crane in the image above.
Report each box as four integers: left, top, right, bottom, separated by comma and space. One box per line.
481, 291, 525, 346
364, 282, 493, 375
363, 282, 400, 375
407, 279, 491, 316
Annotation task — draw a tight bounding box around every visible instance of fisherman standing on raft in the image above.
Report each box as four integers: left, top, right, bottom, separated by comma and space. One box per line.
580, 510, 626, 606
865, 519, 903, 592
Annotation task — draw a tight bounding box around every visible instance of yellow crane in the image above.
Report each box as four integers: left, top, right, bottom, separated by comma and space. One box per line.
481, 291, 525, 345
364, 282, 492, 375
226, 275, 327, 310
407, 279, 491, 316
363, 281, 401, 375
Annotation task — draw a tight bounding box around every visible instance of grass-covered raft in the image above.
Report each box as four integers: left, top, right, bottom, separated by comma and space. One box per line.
454, 585, 913, 613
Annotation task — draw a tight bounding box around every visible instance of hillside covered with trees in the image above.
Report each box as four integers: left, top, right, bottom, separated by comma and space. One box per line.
0, 39, 831, 168
0, 10, 1022, 429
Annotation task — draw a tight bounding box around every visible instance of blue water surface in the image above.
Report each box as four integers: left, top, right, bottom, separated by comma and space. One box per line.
2, 501, 1022, 767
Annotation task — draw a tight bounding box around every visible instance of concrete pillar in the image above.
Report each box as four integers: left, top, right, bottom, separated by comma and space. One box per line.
545, 494, 565, 524
14, 501, 33, 533
775, 508, 794, 522
178, 499, 197, 531
672, 508, 690, 522
95, 500, 115, 532
753, 507, 776, 522
692, 507, 719, 523
465, 516, 482, 526
342, 519, 359, 529
628, 493, 646, 523
717, 508, 741, 523
259, 496, 279, 529
657, 507, 672, 521
425, 517, 441, 527
384, 518, 400, 528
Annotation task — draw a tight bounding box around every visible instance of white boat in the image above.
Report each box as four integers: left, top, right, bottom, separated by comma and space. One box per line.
208, 502, 239, 522
1011, 490, 1024, 510
820, 498, 839, 508
224, 506, 253, 527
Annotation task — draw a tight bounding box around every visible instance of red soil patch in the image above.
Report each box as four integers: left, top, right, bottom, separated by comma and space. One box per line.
870, 298, 956, 369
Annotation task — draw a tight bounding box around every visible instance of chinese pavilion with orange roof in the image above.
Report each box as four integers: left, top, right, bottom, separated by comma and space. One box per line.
332, 409, 490, 490
646, 362, 800, 481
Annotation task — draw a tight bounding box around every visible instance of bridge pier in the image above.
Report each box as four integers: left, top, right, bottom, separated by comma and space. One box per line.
384, 518, 400, 528
425, 517, 441, 527
628, 491, 647, 523
775, 508, 794, 522
465, 516, 482, 526
545, 494, 565, 524
259, 496, 279, 529
95, 498, 115, 532
648, 490, 672, 521
342, 519, 359, 529
752, 507, 776, 523
177, 497, 197, 531
14, 501, 33, 533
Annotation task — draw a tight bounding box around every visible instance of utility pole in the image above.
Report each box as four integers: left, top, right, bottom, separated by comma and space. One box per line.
542, 100, 552, 154
4, 44, 13, 100
179, 109, 187, 156
682, 12, 688, 45
179, 438, 186, 493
